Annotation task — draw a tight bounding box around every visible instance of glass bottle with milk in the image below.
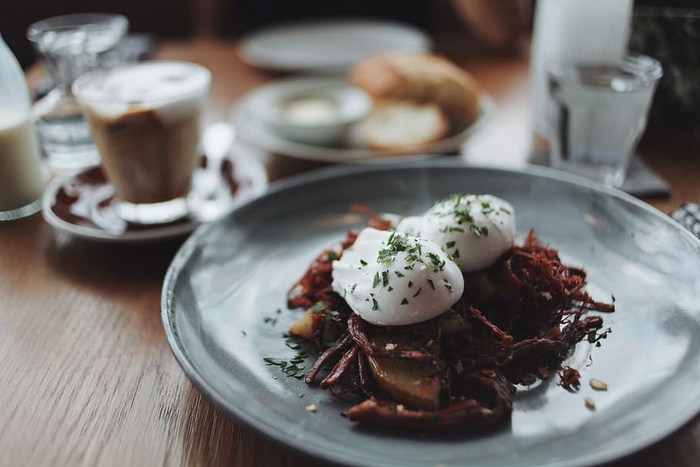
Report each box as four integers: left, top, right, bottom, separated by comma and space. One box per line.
0, 31, 44, 221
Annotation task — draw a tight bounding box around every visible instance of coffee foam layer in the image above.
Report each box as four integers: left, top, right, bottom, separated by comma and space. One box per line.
76, 62, 210, 120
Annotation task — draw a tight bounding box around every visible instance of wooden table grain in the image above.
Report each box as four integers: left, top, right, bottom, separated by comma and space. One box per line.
2, 38, 699, 467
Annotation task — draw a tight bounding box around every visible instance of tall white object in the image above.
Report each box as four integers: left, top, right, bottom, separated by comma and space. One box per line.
0, 30, 45, 221
530, 0, 633, 135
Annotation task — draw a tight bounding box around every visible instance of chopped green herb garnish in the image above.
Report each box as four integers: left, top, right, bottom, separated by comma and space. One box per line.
263, 316, 278, 326
264, 348, 307, 380
327, 250, 340, 261
263, 357, 287, 366
444, 280, 454, 293
284, 333, 302, 350
441, 225, 465, 233
426, 252, 445, 272
469, 224, 489, 237
309, 302, 328, 315
377, 231, 410, 263
289, 352, 308, 364
283, 364, 305, 379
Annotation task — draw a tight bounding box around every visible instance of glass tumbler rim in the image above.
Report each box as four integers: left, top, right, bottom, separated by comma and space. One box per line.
545, 53, 663, 89
72, 60, 212, 107
26, 12, 129, 45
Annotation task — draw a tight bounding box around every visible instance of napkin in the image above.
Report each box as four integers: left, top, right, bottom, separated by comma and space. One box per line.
619, 155, 671, 198
529, 153, 671, 198
670, 203, 700, 239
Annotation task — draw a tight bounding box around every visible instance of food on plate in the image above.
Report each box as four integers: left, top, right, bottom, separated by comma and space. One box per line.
396, 194, 516, 272
332, 227, 464, 326
361, 100, 449, 151
350, 52, 482, 135
281, 96, 340, 125
286, 194, 614, 431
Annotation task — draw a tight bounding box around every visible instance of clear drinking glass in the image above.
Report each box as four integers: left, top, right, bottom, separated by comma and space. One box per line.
545, 54, 663, 187
27, 13, 128, 172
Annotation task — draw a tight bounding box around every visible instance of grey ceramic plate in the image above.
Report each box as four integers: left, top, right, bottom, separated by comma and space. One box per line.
162, 160, 700, 467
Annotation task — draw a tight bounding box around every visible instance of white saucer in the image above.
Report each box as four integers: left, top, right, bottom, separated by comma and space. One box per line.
233, 89, 495, 163
42, 148, 268, 243
238, 19, 431, 72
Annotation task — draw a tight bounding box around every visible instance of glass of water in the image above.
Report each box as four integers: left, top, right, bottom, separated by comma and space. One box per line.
545, 54, 663, 187
27, 13, 128, 173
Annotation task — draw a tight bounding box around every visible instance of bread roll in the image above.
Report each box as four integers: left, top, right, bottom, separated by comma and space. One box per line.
350, 52, 481, 129
362, 99, 449, 151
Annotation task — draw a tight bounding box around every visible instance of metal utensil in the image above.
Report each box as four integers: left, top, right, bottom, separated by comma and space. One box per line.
193, 122, 236, 222
202, 122, 235, 200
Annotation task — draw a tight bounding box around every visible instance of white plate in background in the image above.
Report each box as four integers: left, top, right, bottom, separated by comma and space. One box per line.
238, 19, 431, 72
233, 84, 494, 163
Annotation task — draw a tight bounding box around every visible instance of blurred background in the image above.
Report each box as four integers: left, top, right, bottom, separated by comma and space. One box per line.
1, 0, 698, 133
2, 0, 193, 69
2, 0, 528, 69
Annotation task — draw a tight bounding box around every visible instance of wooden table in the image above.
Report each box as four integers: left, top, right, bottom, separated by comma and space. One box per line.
2, 38, 699, 466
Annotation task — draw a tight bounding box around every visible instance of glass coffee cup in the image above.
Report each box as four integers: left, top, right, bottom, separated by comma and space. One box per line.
73, 61, 211, 224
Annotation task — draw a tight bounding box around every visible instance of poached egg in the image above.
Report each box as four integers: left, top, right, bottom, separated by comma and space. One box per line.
331, 227, 464, 326
397, 194, 516, 272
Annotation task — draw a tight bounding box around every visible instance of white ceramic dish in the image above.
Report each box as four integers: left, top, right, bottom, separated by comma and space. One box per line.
233, 92, 495, 162
238, 19, 431, 72
162, 160, 700, 467
245, 78, 371, 146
